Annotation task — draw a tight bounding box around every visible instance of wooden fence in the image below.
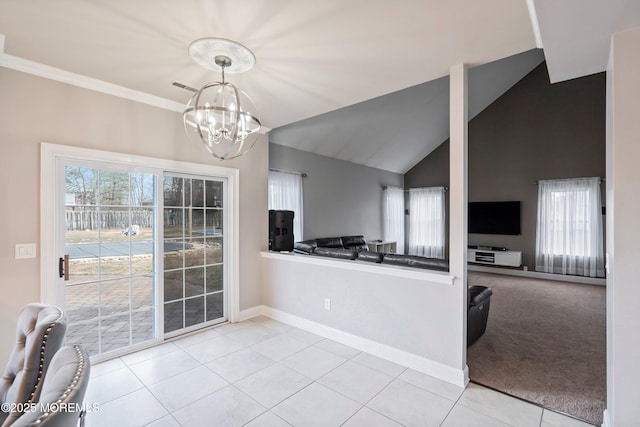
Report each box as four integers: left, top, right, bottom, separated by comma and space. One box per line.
66, 209, 222, 231
66, 210, 153, 231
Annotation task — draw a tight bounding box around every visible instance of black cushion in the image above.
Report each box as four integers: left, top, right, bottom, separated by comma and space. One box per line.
357, 251, 384, 263
341, 235, 367, 249
381, 253, 412, 266
382, 254, 449, 271
468, 285, 493, 307
314, 237, 344, 248
406, 256, 449, 271
312, 247, 358, 260
293, 240, 317, 255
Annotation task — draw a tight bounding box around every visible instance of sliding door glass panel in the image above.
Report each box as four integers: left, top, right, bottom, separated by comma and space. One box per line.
63, 166, 157, 356
163, 175, 225, 336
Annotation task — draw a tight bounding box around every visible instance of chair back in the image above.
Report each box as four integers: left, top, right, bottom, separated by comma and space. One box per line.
9, 346, 90, 427
0, 304, 66, 426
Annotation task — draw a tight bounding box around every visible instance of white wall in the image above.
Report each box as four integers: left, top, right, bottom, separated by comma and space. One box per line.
605, 27, 640, 426
269, 143, 403, 240
0, 68, 268, 368
260, 253, 466, 385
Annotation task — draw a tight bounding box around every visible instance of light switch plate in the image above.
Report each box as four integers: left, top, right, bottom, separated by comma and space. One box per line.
15, 243, 36, 259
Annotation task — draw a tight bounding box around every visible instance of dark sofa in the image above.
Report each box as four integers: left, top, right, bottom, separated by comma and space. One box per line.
293, 235, 449, 272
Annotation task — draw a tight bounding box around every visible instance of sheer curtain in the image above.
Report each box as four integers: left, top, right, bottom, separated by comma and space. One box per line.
408, 187, 445, 259
382, 187, 405, 254
268, 170, 304, 241
535, 177, 605, 277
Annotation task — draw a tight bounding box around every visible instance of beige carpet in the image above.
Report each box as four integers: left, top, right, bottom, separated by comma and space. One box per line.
467, 271, 606, 425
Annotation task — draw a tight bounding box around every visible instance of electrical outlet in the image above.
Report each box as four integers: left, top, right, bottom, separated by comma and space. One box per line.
324, 298, 331, 311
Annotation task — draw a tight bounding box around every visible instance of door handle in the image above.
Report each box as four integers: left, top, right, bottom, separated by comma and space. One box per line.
58, 255, 69, 281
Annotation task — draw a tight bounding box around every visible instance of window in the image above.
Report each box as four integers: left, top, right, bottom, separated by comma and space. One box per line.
382, 187, 405, 254
535, 177, 605, 277
408, 187, 446, 259
268, 170, 304, 241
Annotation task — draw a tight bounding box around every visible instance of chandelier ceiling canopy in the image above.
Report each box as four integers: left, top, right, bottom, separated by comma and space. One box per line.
183, 38, 261, 160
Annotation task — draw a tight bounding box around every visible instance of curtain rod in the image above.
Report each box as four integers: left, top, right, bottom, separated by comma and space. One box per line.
533, 177, 605, 184
270, 168, 307, 178
383, 185, 448, 191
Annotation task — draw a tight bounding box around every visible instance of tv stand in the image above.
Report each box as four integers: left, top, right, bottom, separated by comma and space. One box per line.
468, 248, 522, 267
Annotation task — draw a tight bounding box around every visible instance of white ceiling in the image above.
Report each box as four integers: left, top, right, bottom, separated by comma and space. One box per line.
532, 0, 640, 83
3, 1, 636, 172
0, 1, 537, 130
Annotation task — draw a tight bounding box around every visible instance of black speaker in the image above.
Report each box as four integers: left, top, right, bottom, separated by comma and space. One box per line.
269, 210, 295, 251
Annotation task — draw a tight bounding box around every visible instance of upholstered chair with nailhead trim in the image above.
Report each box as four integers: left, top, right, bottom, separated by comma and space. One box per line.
10, 346, 90, 427
0, 304, 66, 427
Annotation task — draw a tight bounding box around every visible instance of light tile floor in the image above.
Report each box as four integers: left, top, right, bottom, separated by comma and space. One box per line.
84, 317, 595, 427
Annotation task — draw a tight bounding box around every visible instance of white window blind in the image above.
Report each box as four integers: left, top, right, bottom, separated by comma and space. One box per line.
535, 177, 605, 277
268, 170, 304, 241
408, 187, 445, 259
382, 187, 405, 254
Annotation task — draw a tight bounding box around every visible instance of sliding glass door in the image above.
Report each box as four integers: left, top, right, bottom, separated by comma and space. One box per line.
55, 154, 229, 359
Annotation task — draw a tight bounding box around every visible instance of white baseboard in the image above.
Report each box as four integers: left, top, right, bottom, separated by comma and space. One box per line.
237, 306, 264, 322
242, 304, 468, 388
601, 409, 610, 427
468, 264, 606, 286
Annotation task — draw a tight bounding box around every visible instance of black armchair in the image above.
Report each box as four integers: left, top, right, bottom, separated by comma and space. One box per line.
467, 285, 493, 347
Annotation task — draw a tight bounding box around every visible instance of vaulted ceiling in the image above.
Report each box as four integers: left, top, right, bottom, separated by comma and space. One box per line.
1, 1, 638, 173
270, 49, 544, 173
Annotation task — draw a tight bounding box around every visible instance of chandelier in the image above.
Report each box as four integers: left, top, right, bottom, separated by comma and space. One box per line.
183, 38, 261, 160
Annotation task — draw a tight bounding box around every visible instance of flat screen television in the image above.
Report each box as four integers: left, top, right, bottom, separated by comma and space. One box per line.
468, 201, 521, 235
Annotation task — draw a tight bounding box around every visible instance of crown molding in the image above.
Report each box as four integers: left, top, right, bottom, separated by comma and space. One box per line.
0, 34, 271, 134
0, 36, 184, 113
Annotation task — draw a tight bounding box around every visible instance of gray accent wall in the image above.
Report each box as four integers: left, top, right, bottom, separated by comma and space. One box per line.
269, 143, 403, 241
405, 62, 606, 271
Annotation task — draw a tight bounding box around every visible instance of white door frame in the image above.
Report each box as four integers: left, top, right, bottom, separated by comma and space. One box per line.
40, 143, 241, 327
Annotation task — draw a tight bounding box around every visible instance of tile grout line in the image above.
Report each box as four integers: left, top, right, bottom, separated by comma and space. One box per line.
144, 345, 264, 427
235, 329, 364, 425
340, 373, 407, 427
437, 379, 474, 427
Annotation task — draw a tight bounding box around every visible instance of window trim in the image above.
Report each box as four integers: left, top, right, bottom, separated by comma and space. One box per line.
40, 142, 241, 324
